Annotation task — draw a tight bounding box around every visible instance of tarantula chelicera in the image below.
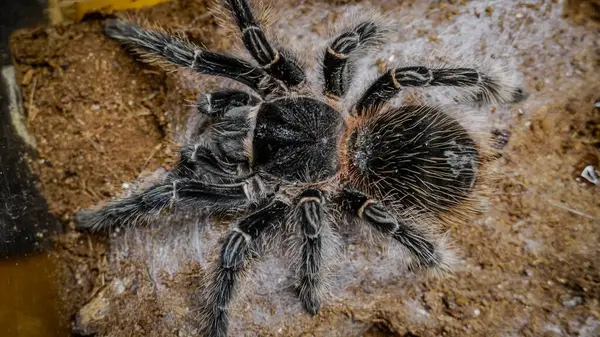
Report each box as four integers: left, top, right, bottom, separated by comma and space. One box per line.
77, 0, 527, 336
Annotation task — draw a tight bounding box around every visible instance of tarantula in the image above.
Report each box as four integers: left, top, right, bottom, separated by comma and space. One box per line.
77, 0, 527, 336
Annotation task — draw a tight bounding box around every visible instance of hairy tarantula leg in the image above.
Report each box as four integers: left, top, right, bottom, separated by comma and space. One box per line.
323, 21, 388, 99
75, 178, 263, 232
200, 199, 289, 337
355, 66, 528, 114
196, 89, 260, 118
173, 145, 242, 180
224, 0, 305, 86
294, 189, 327, 315
104, 20, 271, 95
170, 146, 240, 182
341, 188, 442, 268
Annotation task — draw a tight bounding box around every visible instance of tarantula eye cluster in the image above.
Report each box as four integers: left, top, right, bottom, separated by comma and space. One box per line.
76, 1, 527, 336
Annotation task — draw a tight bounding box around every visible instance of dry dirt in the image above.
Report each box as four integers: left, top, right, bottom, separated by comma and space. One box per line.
9, 0, 600, 336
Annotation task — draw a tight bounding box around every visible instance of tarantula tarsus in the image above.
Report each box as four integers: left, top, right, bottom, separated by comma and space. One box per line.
76, 0, 527, 336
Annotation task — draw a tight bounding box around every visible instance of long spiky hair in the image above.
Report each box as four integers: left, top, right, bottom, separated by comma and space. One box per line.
103, 18, 204, 74
339, 102, 499, 233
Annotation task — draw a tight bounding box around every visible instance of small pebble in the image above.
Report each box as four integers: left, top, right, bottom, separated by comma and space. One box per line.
113, 279, 126, 295
122, 183, 130, 189
581, 165, 598, 185
562, 296, 583, 308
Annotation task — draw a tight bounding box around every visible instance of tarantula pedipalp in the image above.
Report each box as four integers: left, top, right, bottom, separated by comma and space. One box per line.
76, 0, 527, 336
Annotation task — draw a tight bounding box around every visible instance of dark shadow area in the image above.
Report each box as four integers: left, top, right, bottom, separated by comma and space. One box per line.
0, 0, 61, 258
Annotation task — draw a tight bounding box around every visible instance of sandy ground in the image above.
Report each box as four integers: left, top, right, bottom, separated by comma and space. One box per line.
9, 0, 600, 336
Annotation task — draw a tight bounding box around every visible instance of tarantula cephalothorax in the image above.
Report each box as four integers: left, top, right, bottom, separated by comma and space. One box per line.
77, 0, 527, 336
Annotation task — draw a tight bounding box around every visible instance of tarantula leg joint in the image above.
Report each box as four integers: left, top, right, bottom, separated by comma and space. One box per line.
326, 46, 348, 60
172, 180, 178, 200
191, 144, 200, 162
221, 231, 250, 269
357, 198, 378, 219
297, 189, 325, 239
241, 176, 266, 201
190, 49, 202, 69
297, 189, 325, 204
232, 227, 251, 243
265, 52, 281, 68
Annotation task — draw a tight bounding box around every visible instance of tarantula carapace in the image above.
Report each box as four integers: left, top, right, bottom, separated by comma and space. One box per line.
76, 0, 527, 336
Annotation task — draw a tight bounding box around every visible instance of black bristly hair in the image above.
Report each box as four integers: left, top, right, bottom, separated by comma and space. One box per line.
345, 105, 479, 213
78, 1, 528, 336
252, 97, 345, 181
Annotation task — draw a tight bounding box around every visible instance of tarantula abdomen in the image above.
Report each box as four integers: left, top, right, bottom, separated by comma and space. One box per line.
346, 105, 479, 213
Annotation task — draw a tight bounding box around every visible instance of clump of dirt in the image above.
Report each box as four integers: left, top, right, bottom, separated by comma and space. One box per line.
564, 0, 600, 24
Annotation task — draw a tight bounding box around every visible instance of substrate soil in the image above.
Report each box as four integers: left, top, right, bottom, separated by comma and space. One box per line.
9, 0, 600, 336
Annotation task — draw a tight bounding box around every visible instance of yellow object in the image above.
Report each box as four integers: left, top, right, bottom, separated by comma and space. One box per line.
48, 0, 170, 24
